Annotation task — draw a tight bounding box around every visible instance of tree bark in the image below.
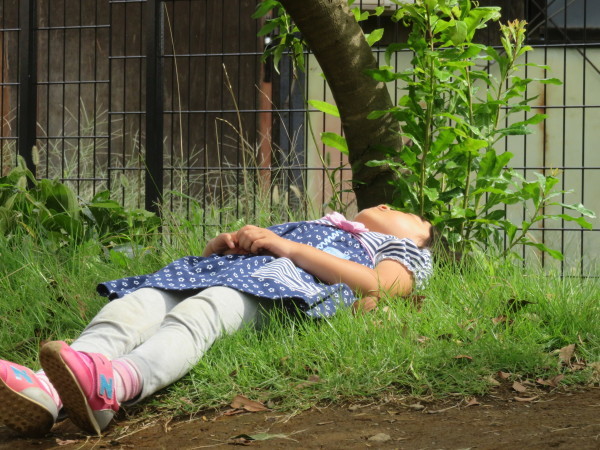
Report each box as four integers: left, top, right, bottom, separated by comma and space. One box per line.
279, 0, 402, 210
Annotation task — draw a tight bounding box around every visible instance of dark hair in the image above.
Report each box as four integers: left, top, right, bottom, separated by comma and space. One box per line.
414, 216, 460, 264
421, 220, 438, 249
423, 223, 463, 264
414, 214, 437, 249
392, 208, 446, 257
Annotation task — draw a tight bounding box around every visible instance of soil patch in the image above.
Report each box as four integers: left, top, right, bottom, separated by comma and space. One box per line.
1, 388, 599, 449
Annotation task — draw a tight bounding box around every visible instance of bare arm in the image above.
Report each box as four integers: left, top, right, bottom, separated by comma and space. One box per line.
234, 225, 414, 299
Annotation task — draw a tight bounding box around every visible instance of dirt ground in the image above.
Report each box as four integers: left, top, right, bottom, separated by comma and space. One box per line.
1, 387, 598, 449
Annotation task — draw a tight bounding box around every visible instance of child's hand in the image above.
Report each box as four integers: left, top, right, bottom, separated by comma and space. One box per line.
235, 225, 292, 257
352, 296, 378, 314
203, 232, 245, 256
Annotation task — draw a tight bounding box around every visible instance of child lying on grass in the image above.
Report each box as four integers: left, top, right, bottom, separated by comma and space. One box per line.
0, 205, 434, 436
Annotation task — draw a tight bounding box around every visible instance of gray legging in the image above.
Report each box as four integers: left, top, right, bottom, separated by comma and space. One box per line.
69, 287, 270, 401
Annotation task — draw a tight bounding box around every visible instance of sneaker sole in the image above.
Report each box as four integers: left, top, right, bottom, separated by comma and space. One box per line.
0, 377, 54, 436
40, 342, 101, 435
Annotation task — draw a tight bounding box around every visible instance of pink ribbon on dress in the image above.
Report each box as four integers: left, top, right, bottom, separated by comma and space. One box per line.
322, 212, 369, 234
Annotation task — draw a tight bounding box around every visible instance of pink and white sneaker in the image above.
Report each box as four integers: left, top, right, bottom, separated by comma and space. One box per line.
40, 341, 119, 435
0, 360, 58, 436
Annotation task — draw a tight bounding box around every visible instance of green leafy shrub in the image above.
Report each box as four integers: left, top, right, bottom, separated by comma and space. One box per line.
363, 1, 595, 259
0, 158, 160, 247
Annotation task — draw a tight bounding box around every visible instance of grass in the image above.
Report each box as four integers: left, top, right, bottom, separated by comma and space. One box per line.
155, 257, 599, 415
0, 215, 599, 420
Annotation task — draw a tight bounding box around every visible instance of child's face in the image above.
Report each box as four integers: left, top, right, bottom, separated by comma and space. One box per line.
354, 205, 432, 247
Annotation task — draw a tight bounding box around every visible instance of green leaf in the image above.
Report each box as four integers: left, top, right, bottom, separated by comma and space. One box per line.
352, 7, 369, 22
497, 125, 533, 137
366, 28, 385, 47
424, 0, 437, 11
449, 20, 468, 45
527, 242, 564, 260
308, 100, 340, 118
521, 181, 541, 202
540, 77, 562, 85
498, 220, 518, 242
257, 20, 280, 37
423, 186, 439, 201
555, 202, 596, 218
373, 6, 385, 16
400, 147, 418, 166
321, 132, 349, 155
109, 249, 131, 268
365, 67, 400, 83
510, 113, 547, 128
272, 44, 284, 73
385, 43, 409, 65
555, 214, 594, 230
251, 0, 279, 19
485, 209, 506, 221
456, 137, 488, 157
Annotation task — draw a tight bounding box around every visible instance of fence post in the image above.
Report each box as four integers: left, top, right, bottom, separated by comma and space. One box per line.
144, 0, 164, 214
18, 0, 37, 174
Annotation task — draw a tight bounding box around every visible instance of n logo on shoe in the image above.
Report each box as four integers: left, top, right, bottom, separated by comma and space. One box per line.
99, 374, 114, 399
11, 366, 33, 384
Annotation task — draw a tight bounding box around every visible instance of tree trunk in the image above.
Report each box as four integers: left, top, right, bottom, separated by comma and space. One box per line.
279, 0, 402, 210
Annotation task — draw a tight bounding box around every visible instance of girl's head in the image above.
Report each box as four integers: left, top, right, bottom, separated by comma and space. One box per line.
354, 204, 434, 248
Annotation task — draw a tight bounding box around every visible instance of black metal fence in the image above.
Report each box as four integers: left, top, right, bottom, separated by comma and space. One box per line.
1, 0, 599, 273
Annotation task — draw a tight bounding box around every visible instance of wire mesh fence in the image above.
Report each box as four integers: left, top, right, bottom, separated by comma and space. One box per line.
0, 0, 598, 273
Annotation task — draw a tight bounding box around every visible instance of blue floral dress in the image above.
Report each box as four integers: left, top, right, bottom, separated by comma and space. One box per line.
97, 218, 433, 318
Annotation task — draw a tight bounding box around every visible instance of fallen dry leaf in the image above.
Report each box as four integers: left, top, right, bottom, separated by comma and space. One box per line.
459, 318, 477, 330
234, 432, 295, 442
465, 397, 480, 407
179, 396, 194, 407
498, 371, 511, 380
558, 344, 576, 364
294, 375, 321, 390
485, 375, 501, 386
570, 361, 587, 371
590, 362, 600, 383
408, 403, 425, 411
368, 433, 391, 442
512, 381, 527, 393
514, 396, 539, 402
491, 315, 507, 325
536, 374, 565, 387
230, 395, 269, 412
453, 354, 473, 360
304, 365, 318, 373
408, 294, 426, 308
223, 408, 247, 416
56, 439, 79, 446
228, 435, 253, 445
